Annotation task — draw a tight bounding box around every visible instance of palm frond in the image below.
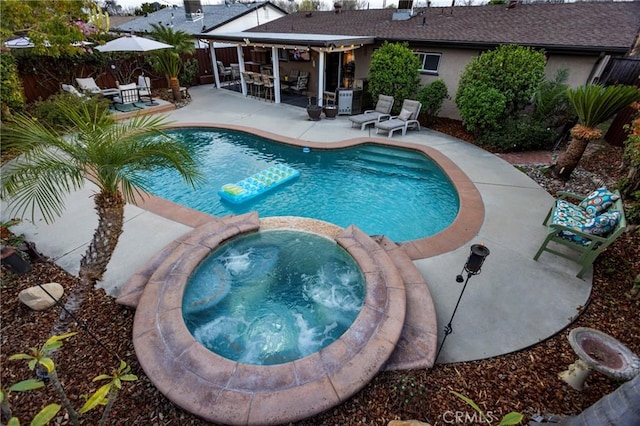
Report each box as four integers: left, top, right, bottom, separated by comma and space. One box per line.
1, 101, 201, 223
1, 154, 85, 223
569, 84, 640, 128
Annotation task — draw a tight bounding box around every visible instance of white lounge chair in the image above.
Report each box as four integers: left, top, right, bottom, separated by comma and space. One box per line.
374, 99, 422, 138
349, 95, 394, 130
61, 84, 85, 98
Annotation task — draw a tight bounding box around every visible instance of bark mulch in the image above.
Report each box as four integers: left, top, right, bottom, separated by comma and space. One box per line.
1, 121, 638, 426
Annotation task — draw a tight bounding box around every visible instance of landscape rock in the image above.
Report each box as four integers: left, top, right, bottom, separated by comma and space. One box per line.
388, 420, 431, 426
18, 282, 64, 311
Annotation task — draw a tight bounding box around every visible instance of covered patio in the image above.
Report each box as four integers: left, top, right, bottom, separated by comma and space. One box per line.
197, 31, 375, 107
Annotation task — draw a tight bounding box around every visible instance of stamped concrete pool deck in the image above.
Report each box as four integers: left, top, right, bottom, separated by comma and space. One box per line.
2, 85, 592, 368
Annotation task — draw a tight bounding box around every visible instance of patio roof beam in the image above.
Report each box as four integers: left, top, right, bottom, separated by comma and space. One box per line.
196, 31, 374, 50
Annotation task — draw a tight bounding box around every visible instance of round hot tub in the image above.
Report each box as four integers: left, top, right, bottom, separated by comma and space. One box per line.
131, 214, 406, 425
182, 229, 365, 366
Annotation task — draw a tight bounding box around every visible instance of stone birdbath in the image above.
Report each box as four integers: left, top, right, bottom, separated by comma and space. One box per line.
559, 327, 640, 391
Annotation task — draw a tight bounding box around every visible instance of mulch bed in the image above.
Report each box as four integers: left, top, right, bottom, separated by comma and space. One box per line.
1, 120, 638, 426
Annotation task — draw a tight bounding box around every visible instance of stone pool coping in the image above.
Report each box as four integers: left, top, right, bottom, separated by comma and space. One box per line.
129, 213, 407, 425
133, 123, 484, 260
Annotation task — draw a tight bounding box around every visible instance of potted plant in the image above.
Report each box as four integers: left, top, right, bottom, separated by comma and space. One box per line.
307, 98, 322, 121
323, 104, 338, 119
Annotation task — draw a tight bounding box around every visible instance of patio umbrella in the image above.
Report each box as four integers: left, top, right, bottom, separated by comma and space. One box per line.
95, 35, 173, 53
96, 35, 173, 105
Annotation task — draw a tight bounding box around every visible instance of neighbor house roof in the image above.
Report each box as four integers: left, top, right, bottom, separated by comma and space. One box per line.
113, 2, 286, 35
248, 2, 640, 54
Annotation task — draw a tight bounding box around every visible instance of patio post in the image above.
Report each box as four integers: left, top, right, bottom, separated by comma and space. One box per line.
209, 41, 221, 89
317, 50, 325, 107
272, 46, 281, 104
237, 45, 248, 96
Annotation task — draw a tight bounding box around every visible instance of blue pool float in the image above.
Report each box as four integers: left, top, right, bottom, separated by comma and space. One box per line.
218, 164, 300, 204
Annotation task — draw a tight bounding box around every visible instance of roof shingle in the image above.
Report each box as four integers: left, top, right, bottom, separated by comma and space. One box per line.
251, 2, 640, 53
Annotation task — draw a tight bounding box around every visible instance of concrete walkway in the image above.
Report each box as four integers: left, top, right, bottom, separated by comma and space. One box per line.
1, 85, 591, 364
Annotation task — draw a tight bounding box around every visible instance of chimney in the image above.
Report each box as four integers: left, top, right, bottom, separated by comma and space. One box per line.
184, 0, 204, 22
392, 0, 414, 21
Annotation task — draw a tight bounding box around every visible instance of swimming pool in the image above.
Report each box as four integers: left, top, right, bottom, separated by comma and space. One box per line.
144, 128, 459, 242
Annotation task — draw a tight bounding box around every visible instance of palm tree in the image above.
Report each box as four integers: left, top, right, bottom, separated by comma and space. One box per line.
550, 84, 640, 180
148, 24, 195, 102
1, 103, 202, 337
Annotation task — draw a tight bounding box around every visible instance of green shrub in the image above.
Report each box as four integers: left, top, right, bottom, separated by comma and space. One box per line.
0, 52, 26, 119
32, 92, 111, 133
479, 116, 555, 152
456, 84, 506, 133
417, 79, 449, 124
179, 57, 198, 87
368, 41, 421, 114
456, 44, 546, 133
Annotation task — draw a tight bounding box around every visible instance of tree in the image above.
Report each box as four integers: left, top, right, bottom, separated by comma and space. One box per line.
549, 84, 640, 180
368, 41, 421, 114
272, 0, 297, 13
296, 0, 325, 12
134, 2, 167, 16
1, 103, 203, 339
148, 23, 195, 102
0, 0, 106, 58
455, 44, 546, 133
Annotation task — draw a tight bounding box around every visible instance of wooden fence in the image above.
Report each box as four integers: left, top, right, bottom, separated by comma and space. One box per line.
16, 46, 243, 104
602, 57, 640, 146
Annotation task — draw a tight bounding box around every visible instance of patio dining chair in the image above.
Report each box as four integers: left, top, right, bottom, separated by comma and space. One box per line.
252, 73, 264, 99
290, 74, 308, 95
217, 61, 232, 83
241, 71, 255, 97
375, 99, 422, 138
349, 95, 394, 130
137, 75, 152, 101
112, 83, 142, 112
262, 74, 274, 102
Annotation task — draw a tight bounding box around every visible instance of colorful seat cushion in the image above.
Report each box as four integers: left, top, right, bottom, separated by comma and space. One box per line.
552, 199, 591, 245
581, 210, 621, 237
579, 187, 619, 217
552, 200, 621, 246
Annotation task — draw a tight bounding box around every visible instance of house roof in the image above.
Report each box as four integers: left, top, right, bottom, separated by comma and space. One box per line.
113, 2, 286, 35
247, 2, 640, 54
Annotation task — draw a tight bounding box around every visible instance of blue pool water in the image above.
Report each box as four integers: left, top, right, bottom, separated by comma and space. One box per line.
144, 128, 459, 242
182, 230, 365, 365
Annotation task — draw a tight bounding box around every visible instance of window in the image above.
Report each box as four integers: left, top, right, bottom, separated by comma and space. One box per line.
415, 52, 441, 75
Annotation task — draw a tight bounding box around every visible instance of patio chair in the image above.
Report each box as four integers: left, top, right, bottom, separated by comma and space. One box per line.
374, 99, 422, 138
137, 75, 152, 101
61, 84, 85, 98
217, 61, 232, 82
112, 83, 142, 112
75, 77, 105, 94
241, 71, 255, 97
533, 189, 626, 278
262, 74, 274, 102
290, 74, 308, 95
230, 64, 241, 90
349, 95, 394, 130
252, 73, 264, 99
